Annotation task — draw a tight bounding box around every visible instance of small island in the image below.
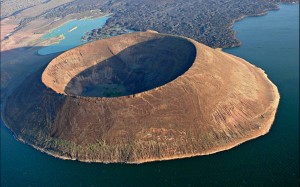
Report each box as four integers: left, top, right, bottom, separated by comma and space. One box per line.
3, 31, 280, 163
68, 26, 78, 32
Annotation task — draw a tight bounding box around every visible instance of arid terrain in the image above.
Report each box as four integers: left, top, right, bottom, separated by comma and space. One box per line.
1, 0, 295, 164
1, 0, 298, 98
1, 0, 298, 47
3, 32, 280, 163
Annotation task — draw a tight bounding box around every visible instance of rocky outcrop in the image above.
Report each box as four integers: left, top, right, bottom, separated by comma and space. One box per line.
4, 31, 280, 163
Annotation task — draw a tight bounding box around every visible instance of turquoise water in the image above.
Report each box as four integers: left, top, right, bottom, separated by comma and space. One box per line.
37, 16, 110, 55
1, 4, 299, 186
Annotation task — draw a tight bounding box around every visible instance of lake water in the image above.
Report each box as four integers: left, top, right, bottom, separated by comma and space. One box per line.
37, 16, 110, 55
1, 4, 299, 186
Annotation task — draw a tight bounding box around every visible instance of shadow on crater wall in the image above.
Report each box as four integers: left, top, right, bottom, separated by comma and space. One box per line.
64, 37, 197, 97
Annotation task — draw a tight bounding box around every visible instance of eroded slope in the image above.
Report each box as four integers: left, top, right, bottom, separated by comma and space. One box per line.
4, 32, 280, 163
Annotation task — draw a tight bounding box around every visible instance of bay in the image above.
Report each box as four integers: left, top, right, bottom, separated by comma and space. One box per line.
37, 16, 110, 55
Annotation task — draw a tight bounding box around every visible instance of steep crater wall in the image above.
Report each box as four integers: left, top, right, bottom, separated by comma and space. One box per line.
42, 34, 196, 97
4, 31, 280, 164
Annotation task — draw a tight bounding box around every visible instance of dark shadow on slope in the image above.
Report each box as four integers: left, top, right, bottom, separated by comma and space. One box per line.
1, 46, 62, 102
64, 37, 197, 97
1, 46, 65, 138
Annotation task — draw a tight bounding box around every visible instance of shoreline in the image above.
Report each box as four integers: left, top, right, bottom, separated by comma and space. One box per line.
1, 10, 111, 46
225, 8, 277, 49
1, 3, 291, 164
41, 13, 112, 36
1, 35, 280, 164
1, 76, 279, 164
223, 2, 299, 49
35, 14, 112, 55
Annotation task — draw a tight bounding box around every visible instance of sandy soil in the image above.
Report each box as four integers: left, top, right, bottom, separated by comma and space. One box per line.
1, 10, 107, 52
0, 18, 18, 41
0, 8, 107, 102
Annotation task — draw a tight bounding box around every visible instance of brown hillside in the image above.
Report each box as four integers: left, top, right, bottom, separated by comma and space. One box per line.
4, 31, 280, 163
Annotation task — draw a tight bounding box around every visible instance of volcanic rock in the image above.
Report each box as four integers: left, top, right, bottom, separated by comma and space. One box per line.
4, 31, 280, 163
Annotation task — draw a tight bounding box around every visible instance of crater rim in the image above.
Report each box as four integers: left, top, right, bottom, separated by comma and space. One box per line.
41, 32, 197, 98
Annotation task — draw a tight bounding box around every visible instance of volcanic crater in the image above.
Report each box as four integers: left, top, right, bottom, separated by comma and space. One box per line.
4, 31, 280, 163
43, 36, 196, 97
